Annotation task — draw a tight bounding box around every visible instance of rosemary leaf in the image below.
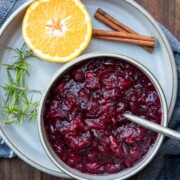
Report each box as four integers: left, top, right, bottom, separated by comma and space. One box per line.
0, 43, 41, 125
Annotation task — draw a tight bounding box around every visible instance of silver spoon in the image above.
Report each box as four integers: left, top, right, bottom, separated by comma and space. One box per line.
123, 113, 180, 141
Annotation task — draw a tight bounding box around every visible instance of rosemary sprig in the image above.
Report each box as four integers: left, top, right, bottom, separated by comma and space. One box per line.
0, 43, 41, 125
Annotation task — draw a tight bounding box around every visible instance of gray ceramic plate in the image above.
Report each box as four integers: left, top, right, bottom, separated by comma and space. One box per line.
0, 0, 177, 178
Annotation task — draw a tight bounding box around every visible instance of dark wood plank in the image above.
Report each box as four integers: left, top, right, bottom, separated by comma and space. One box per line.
0, 157, 72, 180
0, 0, 179, 179
0, 157, 40, 180
136, 0, 180, 40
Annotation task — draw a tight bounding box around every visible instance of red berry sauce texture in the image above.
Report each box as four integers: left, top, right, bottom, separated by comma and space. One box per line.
44, 58, 162, 175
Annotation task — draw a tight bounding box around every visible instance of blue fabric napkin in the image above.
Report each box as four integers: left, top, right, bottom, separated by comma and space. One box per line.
1, 0, 180, 179
0, 0, 27, 158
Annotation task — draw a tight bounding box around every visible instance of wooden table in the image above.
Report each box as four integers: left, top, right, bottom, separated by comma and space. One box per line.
0, 0, 180, 179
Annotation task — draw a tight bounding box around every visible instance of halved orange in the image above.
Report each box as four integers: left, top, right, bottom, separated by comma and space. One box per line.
22, 0, 92, 62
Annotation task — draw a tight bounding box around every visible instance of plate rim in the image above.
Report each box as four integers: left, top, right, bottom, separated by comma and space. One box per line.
0, 0, 178, 177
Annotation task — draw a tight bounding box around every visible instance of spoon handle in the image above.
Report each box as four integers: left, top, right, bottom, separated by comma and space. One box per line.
123, 113, 180, 141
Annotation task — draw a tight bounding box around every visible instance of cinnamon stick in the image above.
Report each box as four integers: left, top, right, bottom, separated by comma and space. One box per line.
93, 36, 155, 47
94, 11, 124, 32
92, 29, 155, 42
94, 8, 154, 52
96, 8, 136, 33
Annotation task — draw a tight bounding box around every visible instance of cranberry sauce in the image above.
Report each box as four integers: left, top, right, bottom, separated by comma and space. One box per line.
43, 58, 162, 175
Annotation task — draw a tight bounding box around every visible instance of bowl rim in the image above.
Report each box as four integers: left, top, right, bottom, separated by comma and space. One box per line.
38, 52, 168, 180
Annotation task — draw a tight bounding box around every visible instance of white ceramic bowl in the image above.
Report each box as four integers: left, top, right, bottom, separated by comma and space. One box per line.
38, 53, 168, 180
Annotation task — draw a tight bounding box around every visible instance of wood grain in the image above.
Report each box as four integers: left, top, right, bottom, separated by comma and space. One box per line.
0, 0, 180, 179
136, 0, 180, 40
